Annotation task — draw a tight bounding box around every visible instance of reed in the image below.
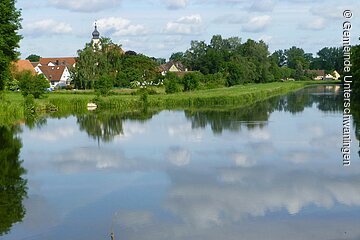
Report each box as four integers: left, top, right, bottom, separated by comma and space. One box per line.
0, 81, 338, 125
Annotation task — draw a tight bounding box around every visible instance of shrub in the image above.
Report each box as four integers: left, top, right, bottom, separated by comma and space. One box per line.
182, 72, 200, 91
94, 75, 113, 96
18, 71, 50, 98
164, 72, 182, 94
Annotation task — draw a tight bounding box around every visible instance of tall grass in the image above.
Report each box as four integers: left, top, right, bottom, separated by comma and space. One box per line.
1, 81, 337, 125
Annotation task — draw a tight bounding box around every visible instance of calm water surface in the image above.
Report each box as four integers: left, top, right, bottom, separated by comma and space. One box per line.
2, 85, 360, 240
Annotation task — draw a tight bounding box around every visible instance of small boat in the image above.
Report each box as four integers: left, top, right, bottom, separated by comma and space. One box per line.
87, 102, 97, 111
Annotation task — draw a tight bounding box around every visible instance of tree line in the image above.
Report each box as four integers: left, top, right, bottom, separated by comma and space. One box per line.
170, 35, 344, 85
70, 34, 346, 95
1, 0, 360, 99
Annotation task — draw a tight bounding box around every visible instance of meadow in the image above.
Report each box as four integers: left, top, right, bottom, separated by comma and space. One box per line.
0, 81, 339, 125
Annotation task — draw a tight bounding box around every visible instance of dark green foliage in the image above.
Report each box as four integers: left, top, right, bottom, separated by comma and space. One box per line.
25, 54, 40, 62
77, 113, 124, 142
182, 73, 200, 91
17, 71, 50, 98
94, 75, 113, 96
164, 72, 182, 94
271, 50, 286, 67
284, 46, 310, 70
114, 71, 129, 88
155, 58, 166, 65
310, 47, 343, 73
170, 52, 185, 62
180, 36, 279, 85
351, 45, 360, 101
0, 125, 27, 236
225, 59, 257, 86
0, 0, 22, 90
72, 38, 123, 89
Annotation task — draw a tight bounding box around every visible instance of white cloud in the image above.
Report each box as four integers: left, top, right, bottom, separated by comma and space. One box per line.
166, 167, 360, 227
232, 153, 256, 167
54, 148, 138, 173
48, 0, 122, 12
97, 17, 148, 36
250, 0, 275, 12
24, 19, 72, 37
28, 126, 75, 141
164, 0, 188, 9
164, 15, 204, 35
166, 147, 191, 166
242, 15, 271, 32
299, 17, 326, 30
248, 128, 271, 141
168, 123, 203, 142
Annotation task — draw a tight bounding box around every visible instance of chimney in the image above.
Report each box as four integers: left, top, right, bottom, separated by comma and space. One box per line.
56, 60, 59, 65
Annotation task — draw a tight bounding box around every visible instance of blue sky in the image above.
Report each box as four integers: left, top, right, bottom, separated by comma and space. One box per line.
17, 0, 360, 59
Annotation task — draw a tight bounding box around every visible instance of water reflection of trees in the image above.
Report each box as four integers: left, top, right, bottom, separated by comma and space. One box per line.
352, 103, 360, 158
0, 125, 27, 236
77, 109, 159, 142
185, 85, 342, 134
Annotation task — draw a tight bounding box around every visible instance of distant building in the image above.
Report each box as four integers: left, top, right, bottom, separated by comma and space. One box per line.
159, 61, 188, 76
13, 60, 36, 75
37, 65, 71, 88
92, 23, 101, 49
39, 57, 76, 68
332, 70, 340, 80
306, 70, 325, 80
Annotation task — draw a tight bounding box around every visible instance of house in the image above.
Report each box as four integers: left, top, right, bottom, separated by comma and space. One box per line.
37, 65, 71, 88
159, 61, 188, 76
325, 74, 335, 80
306, 70, 325, 80
13, 60, 36, 75
39, 57, 76, 68
332, 70, 340, 80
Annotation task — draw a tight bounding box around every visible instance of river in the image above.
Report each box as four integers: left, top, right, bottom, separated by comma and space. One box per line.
1, 84, 360, 240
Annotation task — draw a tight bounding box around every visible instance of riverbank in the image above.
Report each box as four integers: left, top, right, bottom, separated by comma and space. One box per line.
0, 81, 339, 125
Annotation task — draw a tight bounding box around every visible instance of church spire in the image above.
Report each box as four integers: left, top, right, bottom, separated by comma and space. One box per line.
92, 22, 100, 40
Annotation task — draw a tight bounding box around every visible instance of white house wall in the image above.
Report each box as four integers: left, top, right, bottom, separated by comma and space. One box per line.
60, 67, 71, 84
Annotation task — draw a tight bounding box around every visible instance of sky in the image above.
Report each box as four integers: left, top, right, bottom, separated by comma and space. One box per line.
16, 0, 360, 59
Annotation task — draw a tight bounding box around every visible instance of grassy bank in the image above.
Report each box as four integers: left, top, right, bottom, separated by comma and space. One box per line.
0, 81, 339, 125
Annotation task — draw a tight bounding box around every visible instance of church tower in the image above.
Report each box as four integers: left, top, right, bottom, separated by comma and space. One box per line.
92, 23, 101, 49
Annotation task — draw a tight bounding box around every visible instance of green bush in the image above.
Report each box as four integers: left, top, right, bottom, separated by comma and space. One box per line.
182, 72, 200, 91
17, 71, 50, 98
164, 72, 182, 94
94, 75, 113, 96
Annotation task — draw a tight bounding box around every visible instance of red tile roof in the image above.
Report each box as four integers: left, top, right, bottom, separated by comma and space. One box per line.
159, 61, 186, 72
13, 60, 36, 74
39, 57, 76, 67
306, 69, 325, 76
38, 65, 66, 81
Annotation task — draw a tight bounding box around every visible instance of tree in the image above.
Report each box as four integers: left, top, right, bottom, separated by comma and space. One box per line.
352, 45, 360, 101
310, 47, 343, 73
164, 72, 182, 94
94, 75, 113, 96
72, 37, 124, 89
169, 52, 184, 62
17, 71, 50, 98
182, 72, 200, 91
25, 54, 40, 62
0, 125, 27, 236
225, 59, 256, 86
0, 0, 22, 90
284, 46, 309, 69
271, 50, 286, 67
